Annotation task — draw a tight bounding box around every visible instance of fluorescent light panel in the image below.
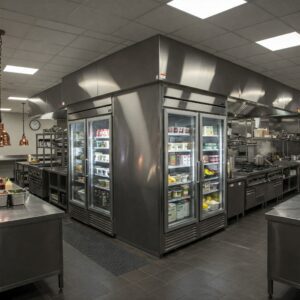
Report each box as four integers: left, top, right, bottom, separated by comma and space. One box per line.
4, 65, 38, 75
167, 0, 246, 19
0, 108, 12, 111
257, 32, 300, 51
8, 96, 28, 101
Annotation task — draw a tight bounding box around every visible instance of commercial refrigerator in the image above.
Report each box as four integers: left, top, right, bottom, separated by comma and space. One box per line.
165, 110, 226, 233
68, 106, 113, 235
114, 84, 227, 256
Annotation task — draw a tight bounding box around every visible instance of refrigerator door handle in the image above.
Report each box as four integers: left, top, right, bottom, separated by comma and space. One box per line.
85, 159, 89, 177
196, 161, 201, 183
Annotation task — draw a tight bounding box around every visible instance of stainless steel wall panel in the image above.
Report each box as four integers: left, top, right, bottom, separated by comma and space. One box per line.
113, 84, 162, 256
63, 64, 98, 105
63, 37, 159, 106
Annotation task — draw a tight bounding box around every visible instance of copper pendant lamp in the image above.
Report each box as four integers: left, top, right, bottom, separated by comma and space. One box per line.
0, 29, 11, 147
19, 102, 29, 146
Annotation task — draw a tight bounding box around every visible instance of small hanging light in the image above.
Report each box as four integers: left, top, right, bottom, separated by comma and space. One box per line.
19, 102, 29, 146
0, 29, 11, 147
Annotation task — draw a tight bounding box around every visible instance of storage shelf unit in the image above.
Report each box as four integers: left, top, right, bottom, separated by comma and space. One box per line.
36, 131, 68, 167
48, 169, 68, 211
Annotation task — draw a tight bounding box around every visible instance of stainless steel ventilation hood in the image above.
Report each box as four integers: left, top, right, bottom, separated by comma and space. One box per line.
27, 35, 300, 117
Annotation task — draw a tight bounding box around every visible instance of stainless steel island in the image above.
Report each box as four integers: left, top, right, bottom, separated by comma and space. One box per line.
266, 195, 300, 298
0, 191, 64, 293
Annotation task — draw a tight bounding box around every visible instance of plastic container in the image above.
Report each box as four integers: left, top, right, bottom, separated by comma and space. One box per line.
0, 191, 7, 207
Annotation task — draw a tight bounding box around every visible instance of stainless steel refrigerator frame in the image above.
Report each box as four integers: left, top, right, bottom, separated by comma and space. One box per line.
68, 104, 114, 236
199, 113, 227, 221
164, 108, 199, 233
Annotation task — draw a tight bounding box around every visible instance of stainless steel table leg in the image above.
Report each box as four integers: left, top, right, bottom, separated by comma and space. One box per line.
268, 279, 273, 299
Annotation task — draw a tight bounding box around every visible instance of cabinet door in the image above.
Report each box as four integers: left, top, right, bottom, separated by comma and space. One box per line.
227, 181, 245, 218
165, 109, 198, 232
69, 120, 86, 207
200, 114, 226, 220
87, 115, 112, 217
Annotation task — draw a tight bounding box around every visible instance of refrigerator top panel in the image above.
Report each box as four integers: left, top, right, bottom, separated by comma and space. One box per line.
68, 105, 112, 121
164, 85, 225, 108
68, 97, 112, 115
164, 98, 226, 116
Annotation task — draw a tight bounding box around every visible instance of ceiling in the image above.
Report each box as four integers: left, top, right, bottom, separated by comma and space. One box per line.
1, 0, 300, 112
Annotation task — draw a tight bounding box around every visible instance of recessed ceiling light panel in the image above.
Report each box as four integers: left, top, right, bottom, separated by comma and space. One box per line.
0, 108, 12, 111
256, 32, 300, 51
167, 0, 247, 19
4, 65, 38, 75
8, 96, 28, 101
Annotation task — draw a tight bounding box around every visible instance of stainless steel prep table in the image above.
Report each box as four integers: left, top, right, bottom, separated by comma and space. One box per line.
0, 191, 64, 293
265, 195, 300, 298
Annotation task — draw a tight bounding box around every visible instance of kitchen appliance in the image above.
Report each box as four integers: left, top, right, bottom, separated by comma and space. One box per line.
68, 104, 113, 236
165, 107, 226, 237
254, 154, 264, 166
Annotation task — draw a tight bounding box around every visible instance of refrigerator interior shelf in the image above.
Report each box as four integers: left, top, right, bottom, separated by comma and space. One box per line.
203, 149, 219, 152
94, 160, 109, 164
204, 176, 219, 182
168, 150, 191, 153
169, 181, 192, 187
94, 136, 110, 139
203, 189, 219, 195
203, 135, 218, 137
74, 180, 85, 184
168, 165, 191, 169
94, 174, 110, 178
94, 185, 110, 191
94, 147, 109, 150
168, 133, 190, 136
168, 196, 190, 203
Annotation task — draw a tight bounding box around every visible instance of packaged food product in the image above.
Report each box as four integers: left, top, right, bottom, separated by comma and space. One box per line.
183, 200, 190, 217
182, 185, 189, 196
168, 203, 177, 223
176, 201, 185, 220
172, 189, 182, 198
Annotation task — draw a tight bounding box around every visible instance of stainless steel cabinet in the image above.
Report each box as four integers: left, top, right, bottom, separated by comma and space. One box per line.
227, 180, 245, 219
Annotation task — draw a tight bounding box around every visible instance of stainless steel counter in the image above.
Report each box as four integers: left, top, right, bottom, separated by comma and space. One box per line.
45, 167, 67, 176
0, 192, 64, 227
266, 195, 300, 298
265, 195, 300, 225
0, 190, 64, 293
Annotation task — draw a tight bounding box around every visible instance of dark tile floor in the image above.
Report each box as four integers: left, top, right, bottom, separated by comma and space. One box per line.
2, 204, 300, 300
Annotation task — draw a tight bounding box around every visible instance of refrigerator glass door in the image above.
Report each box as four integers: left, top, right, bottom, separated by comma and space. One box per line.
69, 120, 86, 207
165, 109, 198, 231
87, 116, 112, 216
200, 114, 226, 219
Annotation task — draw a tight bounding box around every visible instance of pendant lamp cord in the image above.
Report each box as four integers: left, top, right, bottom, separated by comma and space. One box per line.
22, 103, 25, 134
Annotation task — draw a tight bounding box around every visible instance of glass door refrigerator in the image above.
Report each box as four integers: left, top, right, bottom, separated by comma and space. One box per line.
69, 120, 87, 208
68, 114, 113, 236
200, 114, 226, 221
87, 116, 112, 217
165, 109, 198, 232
